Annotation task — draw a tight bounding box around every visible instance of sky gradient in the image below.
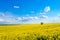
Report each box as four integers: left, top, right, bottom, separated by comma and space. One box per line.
0, 0, 60, 24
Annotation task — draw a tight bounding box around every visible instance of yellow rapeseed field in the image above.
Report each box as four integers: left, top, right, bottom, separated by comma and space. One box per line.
0, 23, 60, 40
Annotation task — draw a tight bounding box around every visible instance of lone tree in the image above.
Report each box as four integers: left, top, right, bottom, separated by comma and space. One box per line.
41, 22, 43, 25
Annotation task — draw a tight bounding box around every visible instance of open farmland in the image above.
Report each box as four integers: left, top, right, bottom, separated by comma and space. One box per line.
0, 23, 60, 40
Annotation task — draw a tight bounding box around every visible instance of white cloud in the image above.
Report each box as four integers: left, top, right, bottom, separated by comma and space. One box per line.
42, 15, 48, 19
22, 17, 28, 20
44, 6, 50, 12
0, 12, 46, 24
34, 16, 39, 20
40, 15, 48, 19
22, 16, 39, 20
0, 11, 60, 24
15, 16, 40, 24
29, 17, 34, 20
40, 12, 46, 15
0, 12, 17, 24
13, 6, 20, 8
0, 18, 4, 22
17, 17, 22, 21
39, 6, 50, 15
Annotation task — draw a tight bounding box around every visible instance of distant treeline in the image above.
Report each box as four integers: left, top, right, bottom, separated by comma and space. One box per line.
0, 24, 20, 26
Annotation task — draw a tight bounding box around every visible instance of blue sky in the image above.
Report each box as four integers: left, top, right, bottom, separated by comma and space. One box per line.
0, 0, 60, 24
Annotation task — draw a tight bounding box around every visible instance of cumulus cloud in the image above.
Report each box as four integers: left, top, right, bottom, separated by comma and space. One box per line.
0, 12, 49, 24
42, 15, 48, 19
0, 18, 4, 22
0, 12, 48, 24
34, 16, 39, 20
0, 12, 58, 24
20, 16, 49, 24
22, 16, 39, 21
1, 7, 60, 24
13, 6, 20, 8
0, 12, 18, 24
20, 16, 40, 24
40, 12, 46, 15
17, 17, 22, 21
44, 6, 50, 12
15, 16, 40, 24
38, 6, 51, 22
39, 6, 50, 15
